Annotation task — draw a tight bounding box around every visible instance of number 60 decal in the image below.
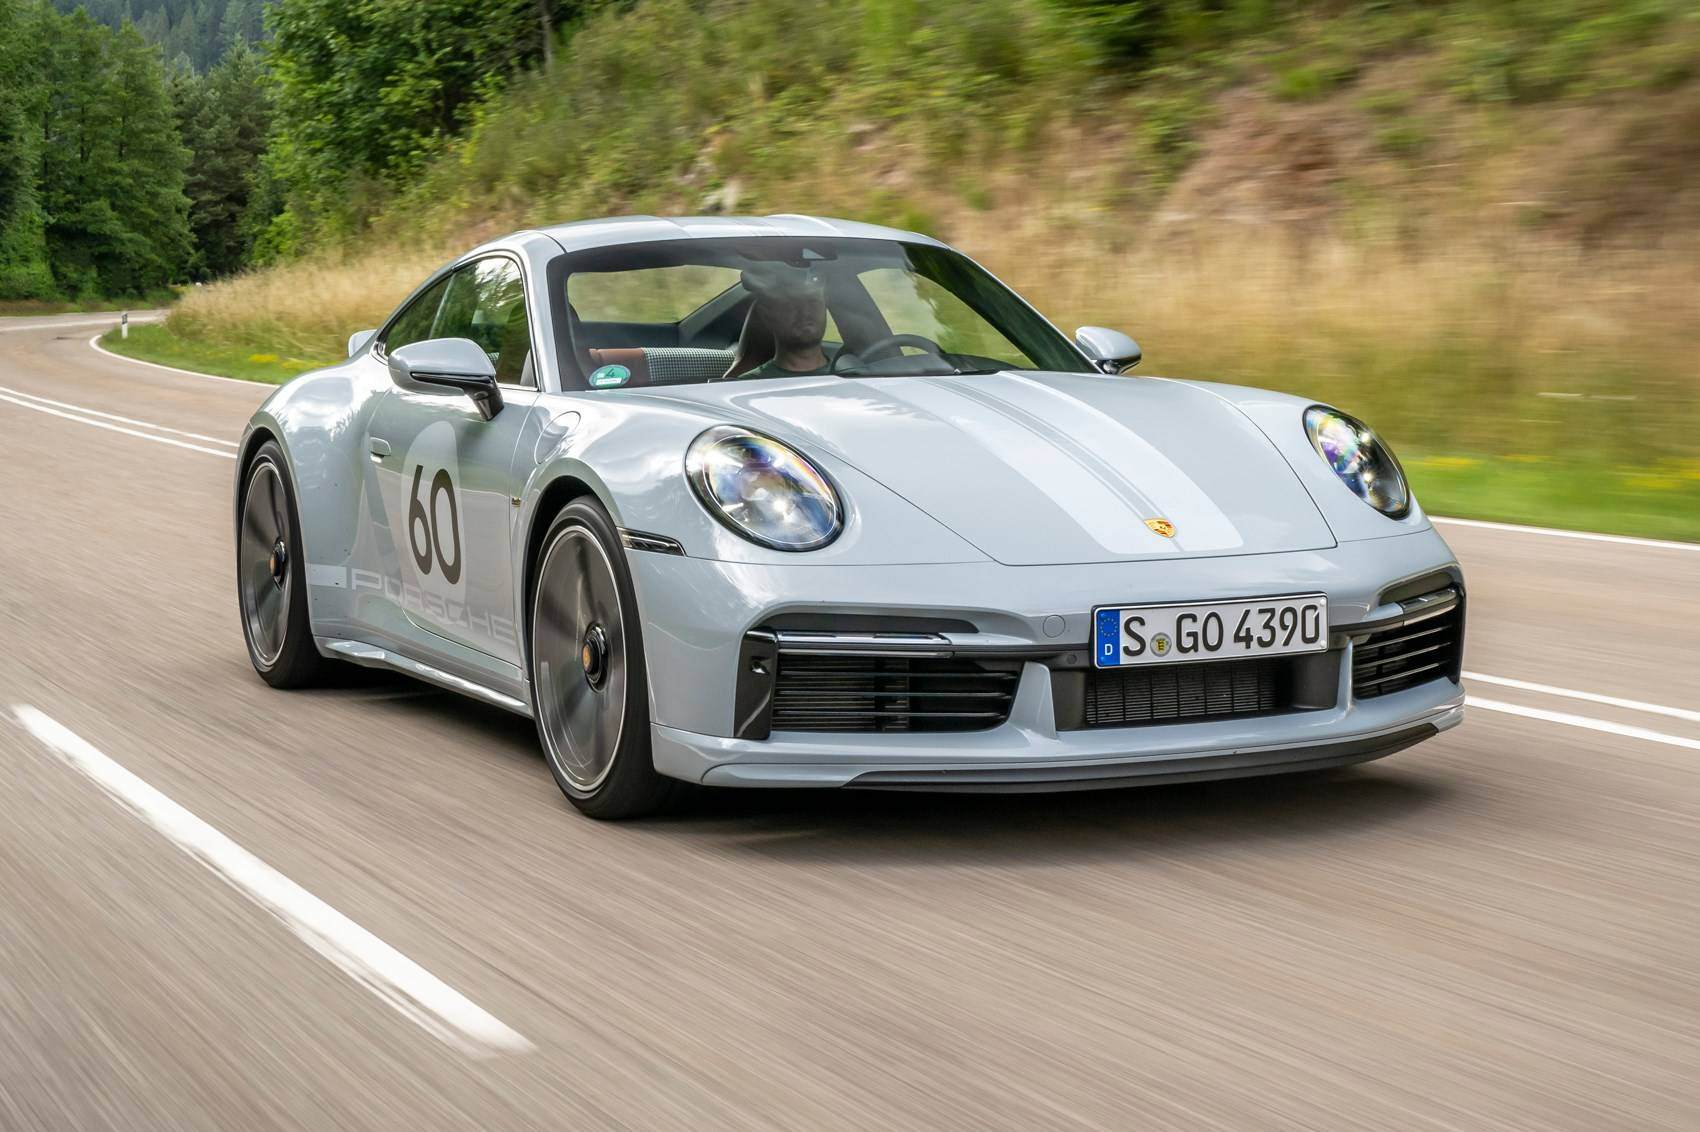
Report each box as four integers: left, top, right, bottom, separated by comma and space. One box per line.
407, 464, 462, 584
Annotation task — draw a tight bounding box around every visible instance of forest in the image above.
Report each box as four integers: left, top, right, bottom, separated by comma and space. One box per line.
0, 0, 565, 302
0, 2, 265, 298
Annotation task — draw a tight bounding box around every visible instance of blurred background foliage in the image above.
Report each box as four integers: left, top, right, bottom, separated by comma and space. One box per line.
5, 0, 1699, 536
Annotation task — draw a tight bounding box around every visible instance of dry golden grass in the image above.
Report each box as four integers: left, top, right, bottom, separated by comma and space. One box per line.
955, 212, 1700, 461
169, 202, 1699, 464
167, 242, 457, 359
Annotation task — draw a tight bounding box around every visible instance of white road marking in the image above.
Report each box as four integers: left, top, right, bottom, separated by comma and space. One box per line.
88, 331, 267, 388
10, 706, 534, 1057
0, 384, 237, 446
1466, 696, 1700, 752
0, 315, 156, 334
1433, 516, 1699, 554
0, 391, 236, 459
1466, 672, 1700, 725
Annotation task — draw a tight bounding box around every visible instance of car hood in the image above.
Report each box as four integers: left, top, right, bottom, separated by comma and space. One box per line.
638, 371, 1337, 566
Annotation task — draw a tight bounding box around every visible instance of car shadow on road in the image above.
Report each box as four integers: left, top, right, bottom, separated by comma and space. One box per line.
650, 764, 1454, 866
315, 671, 1456, 864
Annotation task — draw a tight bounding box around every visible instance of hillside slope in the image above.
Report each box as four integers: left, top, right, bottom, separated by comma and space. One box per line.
163, 0, 1700, 537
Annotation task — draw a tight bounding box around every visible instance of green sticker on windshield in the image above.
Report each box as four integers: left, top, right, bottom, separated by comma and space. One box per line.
589, 363, 631, 388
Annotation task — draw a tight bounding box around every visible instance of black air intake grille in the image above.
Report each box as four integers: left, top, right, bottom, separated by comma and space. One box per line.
1353, 606, 1462, 700
770, 654, 1019, 733
1082, 658, 1284, 728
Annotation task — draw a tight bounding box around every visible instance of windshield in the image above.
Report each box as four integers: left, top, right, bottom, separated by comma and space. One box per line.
551, 236, 1090, 390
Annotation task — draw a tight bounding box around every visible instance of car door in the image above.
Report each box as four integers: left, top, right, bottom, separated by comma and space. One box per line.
363, 254, 540, 667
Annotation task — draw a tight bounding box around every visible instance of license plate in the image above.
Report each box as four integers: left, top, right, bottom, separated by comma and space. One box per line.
1093, 594, 1328, 668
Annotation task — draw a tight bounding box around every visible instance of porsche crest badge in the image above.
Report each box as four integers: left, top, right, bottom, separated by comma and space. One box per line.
1145, 518, 1176, 538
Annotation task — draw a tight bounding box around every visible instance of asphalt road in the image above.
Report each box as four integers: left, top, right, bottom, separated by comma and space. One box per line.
1, 311, 1696, 1131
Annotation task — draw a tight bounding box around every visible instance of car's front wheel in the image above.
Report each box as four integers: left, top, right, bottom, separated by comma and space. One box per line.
529, 499, 673, 819
237, 441, 329, 687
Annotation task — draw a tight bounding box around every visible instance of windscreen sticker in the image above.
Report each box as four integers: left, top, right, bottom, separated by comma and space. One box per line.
589, 363, 631, 388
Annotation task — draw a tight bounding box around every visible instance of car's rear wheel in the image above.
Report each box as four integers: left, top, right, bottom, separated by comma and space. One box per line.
529, 499, 673, 819
237, 441, 329, 687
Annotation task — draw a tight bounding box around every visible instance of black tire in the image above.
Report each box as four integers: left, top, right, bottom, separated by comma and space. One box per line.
528, 498, 674, 819
237, 441, 330, 688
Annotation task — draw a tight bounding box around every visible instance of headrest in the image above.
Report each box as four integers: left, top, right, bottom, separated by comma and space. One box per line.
740, 262, 825, 303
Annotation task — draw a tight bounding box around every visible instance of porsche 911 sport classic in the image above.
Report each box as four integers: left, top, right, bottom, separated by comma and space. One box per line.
234, 215, 1465, 818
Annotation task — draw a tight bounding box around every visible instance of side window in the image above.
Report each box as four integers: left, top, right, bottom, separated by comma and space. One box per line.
434, 257, 533, 386
382, 275, 450, 354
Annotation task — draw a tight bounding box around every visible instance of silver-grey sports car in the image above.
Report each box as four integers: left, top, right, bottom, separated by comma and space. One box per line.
235, 215, 1465, 818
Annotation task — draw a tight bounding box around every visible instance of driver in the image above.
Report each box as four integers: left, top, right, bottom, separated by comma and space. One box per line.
741, 263, 834, 378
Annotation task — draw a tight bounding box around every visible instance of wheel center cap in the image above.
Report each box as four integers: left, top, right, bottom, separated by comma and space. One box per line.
267, 540, 288, 584
580, 623, 609, 689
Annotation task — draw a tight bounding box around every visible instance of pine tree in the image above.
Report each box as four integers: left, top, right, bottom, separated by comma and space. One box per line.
175, 41, 271, 278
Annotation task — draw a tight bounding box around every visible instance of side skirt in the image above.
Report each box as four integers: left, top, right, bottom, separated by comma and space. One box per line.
317, 637, 534, 718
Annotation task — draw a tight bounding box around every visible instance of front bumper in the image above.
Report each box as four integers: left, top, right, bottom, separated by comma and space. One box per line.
628, 526, 1465, 788
652, 670, 1462, 789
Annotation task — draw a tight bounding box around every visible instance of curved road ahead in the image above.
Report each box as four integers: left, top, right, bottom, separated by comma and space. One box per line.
1, 311, 1697, 1130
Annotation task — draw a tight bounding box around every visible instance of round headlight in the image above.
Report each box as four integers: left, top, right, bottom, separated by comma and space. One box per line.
685, 426, 843, 550
1303, 406, 1410, 518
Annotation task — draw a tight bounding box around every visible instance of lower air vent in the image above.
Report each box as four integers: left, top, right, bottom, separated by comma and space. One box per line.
770, 654, 1019, 733
1353, 605, 1462, 699
1081, 657, 1285, 728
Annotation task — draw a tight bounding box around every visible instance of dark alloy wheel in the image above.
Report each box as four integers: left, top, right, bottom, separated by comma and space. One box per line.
237, 441, 329, 688
529, 498, 673, 818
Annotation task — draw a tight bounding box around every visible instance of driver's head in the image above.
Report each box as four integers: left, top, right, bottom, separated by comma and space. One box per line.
743, 264, 827, 352
767, 291, 827, 351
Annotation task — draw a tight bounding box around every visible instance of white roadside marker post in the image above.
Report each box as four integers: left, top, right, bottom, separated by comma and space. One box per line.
120, 310, 129, 339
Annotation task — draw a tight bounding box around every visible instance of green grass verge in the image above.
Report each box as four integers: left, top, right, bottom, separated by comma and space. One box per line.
100, 323, 335, 385
95, 324, 1699, 544
1405, 454, 1700, 543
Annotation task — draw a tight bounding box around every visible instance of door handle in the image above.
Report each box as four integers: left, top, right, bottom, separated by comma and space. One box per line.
368, 436, 392, 462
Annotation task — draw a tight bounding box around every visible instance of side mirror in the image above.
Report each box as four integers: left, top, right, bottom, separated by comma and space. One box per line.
1075, 326, 1142, 373
347, 328, 377, 357
388, 337, 504, 420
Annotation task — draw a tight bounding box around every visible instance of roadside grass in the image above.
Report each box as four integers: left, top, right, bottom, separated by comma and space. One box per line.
147, 0, 1699, 545
104, 313, 1700, 543
100, 323, 334, 384
1405, 454, 1700, 543
166, 248, 446, 360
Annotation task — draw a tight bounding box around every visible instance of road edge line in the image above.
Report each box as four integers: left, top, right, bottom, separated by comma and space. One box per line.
10, 705, 534, 1057
0, 392, 237, 458
1466, 696, 1700, 752
1465, 672, 1700, 725
1433, 516, 1698, 554
0, 384, 238, 447
88, 329, 265, 388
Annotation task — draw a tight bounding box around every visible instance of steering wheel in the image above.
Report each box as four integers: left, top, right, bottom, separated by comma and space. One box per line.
831, 333, 948, 374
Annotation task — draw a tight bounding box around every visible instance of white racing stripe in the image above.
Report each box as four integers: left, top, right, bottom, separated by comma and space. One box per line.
1466, 671, 1700, 725
1434, 516, 1699, 554
1467, 696, 1700, 752
10, 706, 533, 1057
0, 390, 236, 459
0, 384, 237, 446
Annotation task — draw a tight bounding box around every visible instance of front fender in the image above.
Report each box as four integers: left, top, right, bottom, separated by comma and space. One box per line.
239, 361, 393, 636
1175, 379, 1435, 543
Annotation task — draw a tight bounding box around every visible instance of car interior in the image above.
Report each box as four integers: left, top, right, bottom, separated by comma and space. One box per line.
553, 237, 1084, 390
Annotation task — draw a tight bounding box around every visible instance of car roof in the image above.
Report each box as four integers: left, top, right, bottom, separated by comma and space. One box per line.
529, 214, 949, 255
